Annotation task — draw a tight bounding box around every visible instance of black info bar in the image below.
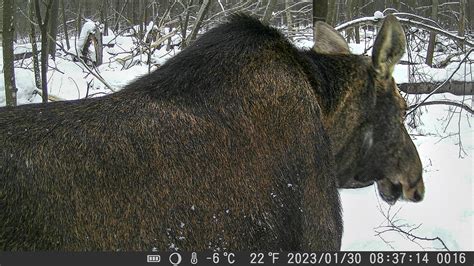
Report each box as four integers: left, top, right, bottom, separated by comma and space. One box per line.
0, 251, 472, 266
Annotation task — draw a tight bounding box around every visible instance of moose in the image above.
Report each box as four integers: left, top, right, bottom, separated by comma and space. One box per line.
0, 14, 423, 251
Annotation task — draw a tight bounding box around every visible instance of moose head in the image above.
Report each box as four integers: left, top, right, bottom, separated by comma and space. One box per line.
312, 15, 424, 204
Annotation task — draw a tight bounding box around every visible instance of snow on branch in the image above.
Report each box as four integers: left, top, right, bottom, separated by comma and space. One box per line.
335, 14, 474, 47
335, 16, 381, 32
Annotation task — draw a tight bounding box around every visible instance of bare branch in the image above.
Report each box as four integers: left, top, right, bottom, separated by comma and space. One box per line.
408, 100, 474, 114
374, 201, 450, 251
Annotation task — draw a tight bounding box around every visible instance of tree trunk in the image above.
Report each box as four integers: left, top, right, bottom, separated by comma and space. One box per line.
143, 0, 148, 34
468, 0, 474, 33
458, 0, 466, 50
180, 0, 193, 49
131, 0, 138, 28
326, 0, 335, 26
100, 0, 109, 36
186, 0, 211, 45
313, 0, 328, 23
48, 0, 59, 60
426, 0, 438, 67
374, 0, 386, 12
114, 0, 120, 32
61, 0, 70, 50
77, 0, 83, 37
95, 27, 103, 66
346, 0, 354, 42
83, 0, 91, 17
137, 0, 144, 38
2, 0, 17, 106
459, 0, 466, 37
35, 0, 53, 103
262, 0, 277, 23
29, 0, 42, 91
285, 0, 293, 38
353, 0, 360, 44
392, 0, 401, 11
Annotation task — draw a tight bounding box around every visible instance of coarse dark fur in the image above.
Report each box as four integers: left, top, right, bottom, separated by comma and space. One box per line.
0, 14, 422, 251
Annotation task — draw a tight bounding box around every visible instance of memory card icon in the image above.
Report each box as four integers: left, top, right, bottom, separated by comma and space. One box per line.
147, 254, 161, 263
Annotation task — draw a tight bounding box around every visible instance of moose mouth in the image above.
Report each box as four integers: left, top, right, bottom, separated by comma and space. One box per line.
339, 170, 423, 205
377, 180, 402, 205
376, 176, 424, 205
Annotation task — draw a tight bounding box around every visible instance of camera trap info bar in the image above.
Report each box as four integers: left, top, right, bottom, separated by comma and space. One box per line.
0, 251, 472, 266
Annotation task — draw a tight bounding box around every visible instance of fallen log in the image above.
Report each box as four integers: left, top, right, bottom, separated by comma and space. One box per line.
398, 81, 474, 96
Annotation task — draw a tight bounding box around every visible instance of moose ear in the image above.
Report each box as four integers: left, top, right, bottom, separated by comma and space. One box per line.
372, 15, 406, 78
313, 21, 350, 54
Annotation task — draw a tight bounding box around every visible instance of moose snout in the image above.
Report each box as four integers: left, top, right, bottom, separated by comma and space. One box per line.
376, 174, 425, 204
402, 177, 425, 202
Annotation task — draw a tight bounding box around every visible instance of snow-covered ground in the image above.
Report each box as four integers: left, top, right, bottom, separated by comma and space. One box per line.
0, 23, 472, 251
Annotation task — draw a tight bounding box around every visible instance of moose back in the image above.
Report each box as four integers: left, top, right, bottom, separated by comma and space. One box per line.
0, 14, 423, 251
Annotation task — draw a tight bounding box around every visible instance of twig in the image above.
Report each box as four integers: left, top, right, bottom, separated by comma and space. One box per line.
408, 100, 474, 114
374, 201, 450, 251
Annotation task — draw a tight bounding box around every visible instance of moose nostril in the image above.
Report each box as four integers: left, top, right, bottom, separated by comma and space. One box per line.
413, 190, 422, 202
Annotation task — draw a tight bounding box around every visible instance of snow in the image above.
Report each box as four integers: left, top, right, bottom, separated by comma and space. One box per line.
374, 11, 385, 20
0, 68, 38, 105
0, 20, 472, 251
143, 21, 159, 43
78, 20, 97, 51
66, 20, 98, 62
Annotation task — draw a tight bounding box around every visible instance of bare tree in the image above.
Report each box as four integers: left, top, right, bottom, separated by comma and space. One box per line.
95, 26, 104, 66
76, 0, 83, 37
313, 0, 328, 23
285, 0, 293, 38
34, 0, 54, 103
392, 0, 401, 11
60, 0, 70, 50
2, 0, 17, 106
186, 0, 211, 46
468, 0, 474, 32
426, 0, 438, 67
179, 0, 193, 48
459, 0, 466, 43
374, 0, 386, 12
48, 0, 59, 60
327, 0, 336, 26
28, 0, 41, 91
100, 0, 109, 36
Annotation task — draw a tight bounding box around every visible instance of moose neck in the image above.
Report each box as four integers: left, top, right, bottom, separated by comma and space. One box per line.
302, 51, 375, 154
